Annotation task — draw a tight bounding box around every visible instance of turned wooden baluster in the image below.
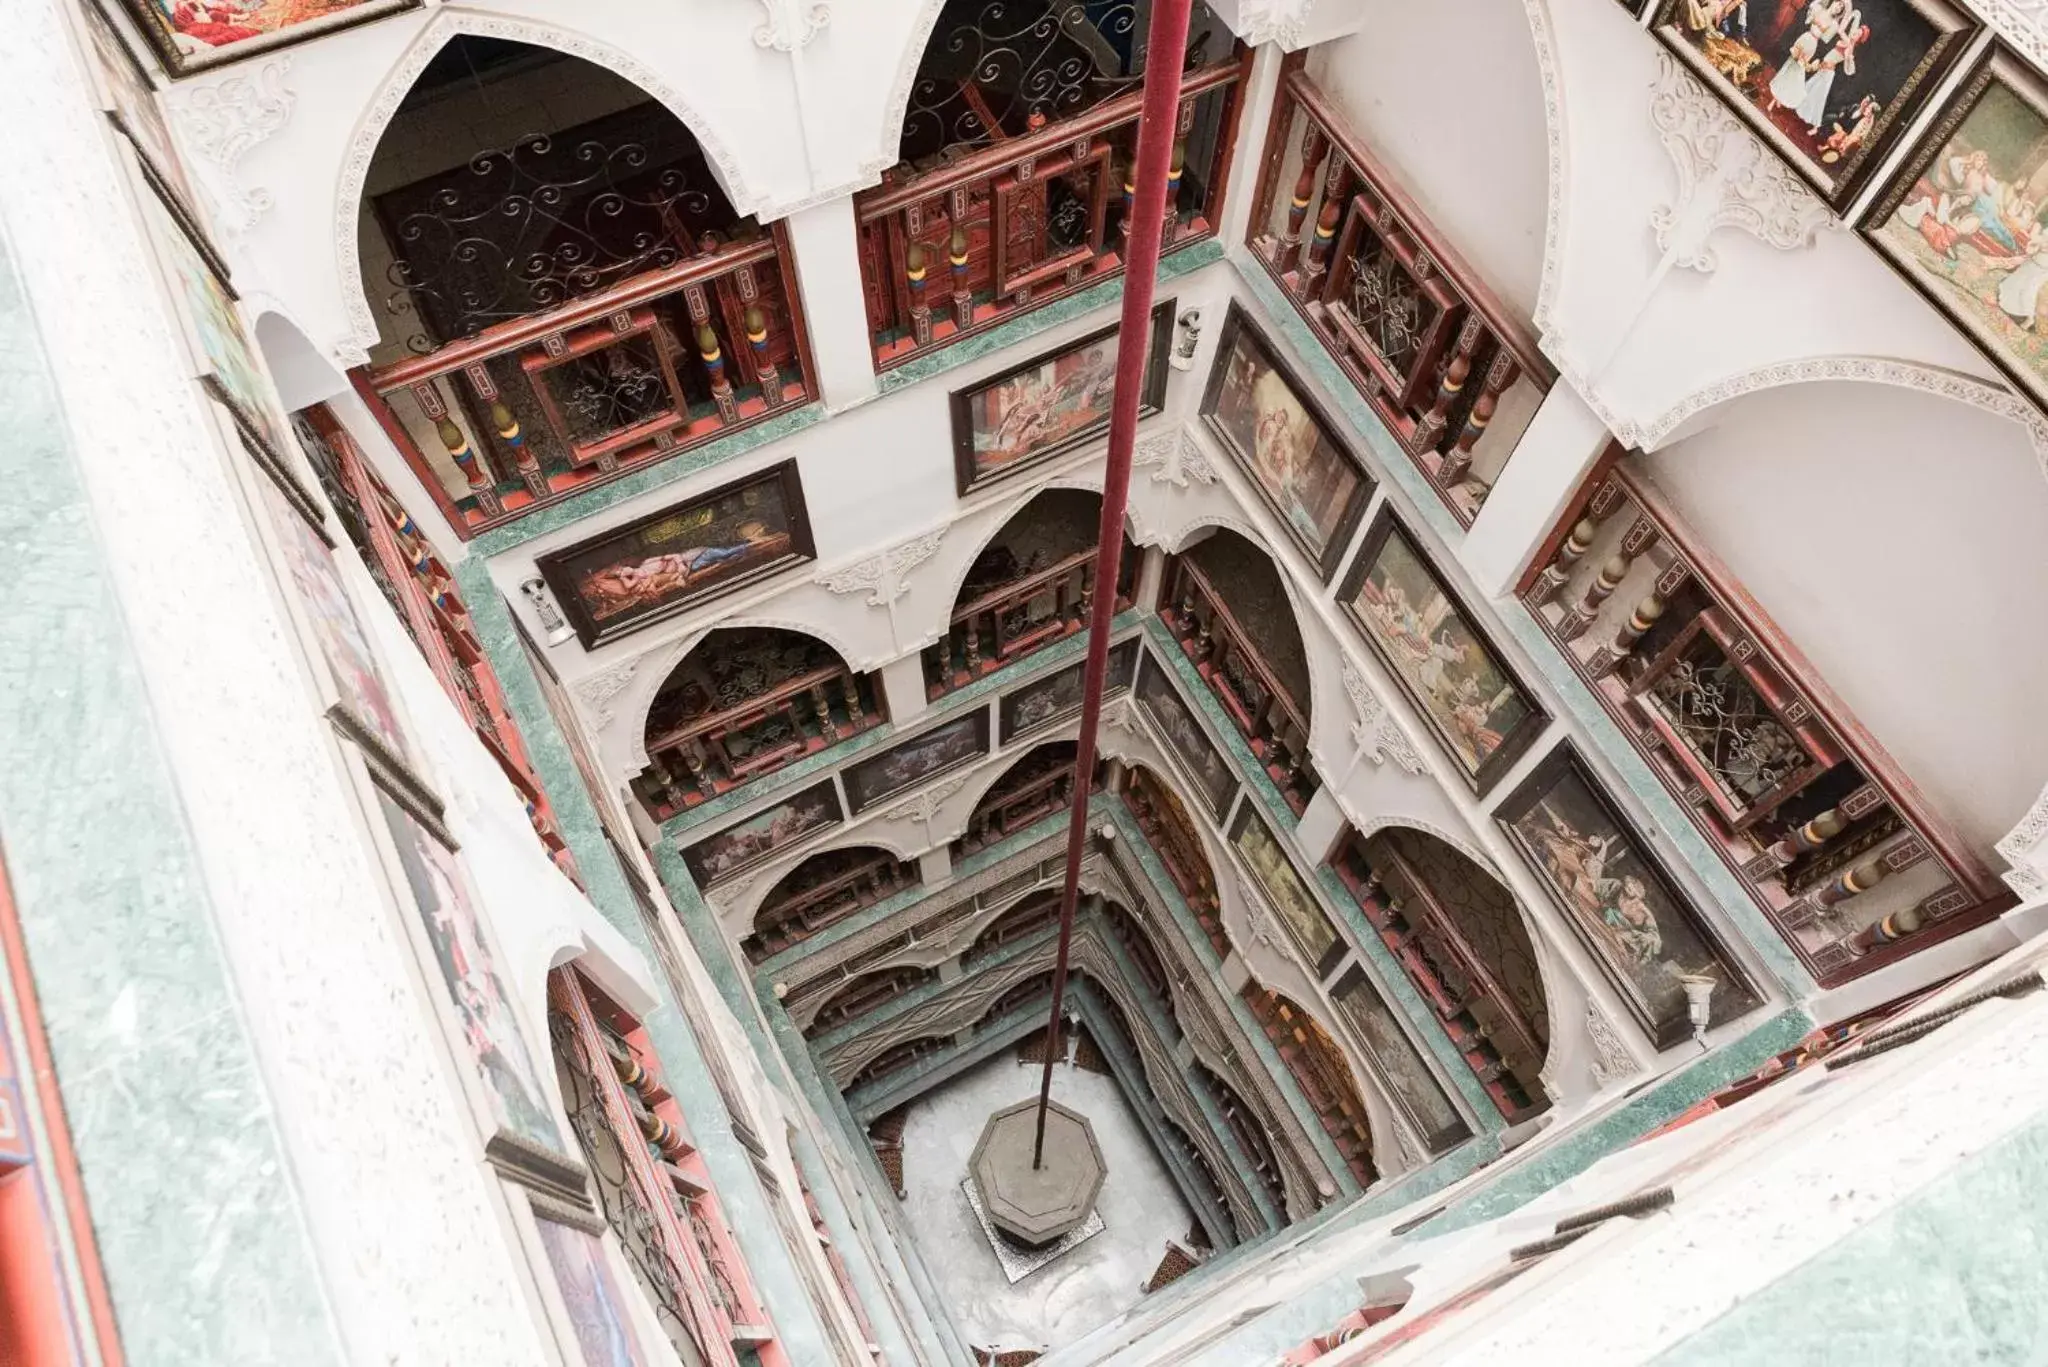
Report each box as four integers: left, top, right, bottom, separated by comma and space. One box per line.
1440, 353, 1521, 487
745, 304, 785, 409
1532, 517, 1598, 606
1586, 590, 1664, 679
1785, 857, 1888, 930
906, 242, 933, 347
696, 322, 739, 426
1303, 156, 1348, 296
415, 381, 503, 517
809, 683, 840, 741
1415, 349, 1471, 458
962, 615, 982, 674
1162, 137, 1187, 246
1280, 121, 1328, 274
841, 675, 867, 727
1849, 902, 1923, 956
949, 223, 973, 331
1743, 808, 1848, 879
1559, 552, 1629, 641
460, 364, 545, 502
645, 756, 684, 810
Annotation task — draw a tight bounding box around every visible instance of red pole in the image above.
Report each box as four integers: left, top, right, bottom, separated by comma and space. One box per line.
1033, 0, 1195, 1170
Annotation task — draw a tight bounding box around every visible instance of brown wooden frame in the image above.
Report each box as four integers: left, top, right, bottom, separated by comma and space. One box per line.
1339, 509, 1549, 796
520, 307, 689, 469
109, 0, 422, 77
997, 636, 1139, 743
842, 707, 993, 815
948, 301, 1174, 496
1494, 743, 1760, 1048
681, 780, 845, 888
536, 460, 815, 648
1651, 0, 1977, 213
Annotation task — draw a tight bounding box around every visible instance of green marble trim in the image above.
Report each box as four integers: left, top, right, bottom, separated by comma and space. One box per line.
0, 236, 343, 1363
806, 914, 1062, 1056
1231, 256, 1812, 999
660, 611, 1142, 842
876, 240, 1226, 396
1139, 618, 1301, 832
1313, 864, 1507, 1135
455, 557, 852, 1365
1651, 1108, 2048, 1366
468, 403, 829, 557
1097, 798, 1363, 1196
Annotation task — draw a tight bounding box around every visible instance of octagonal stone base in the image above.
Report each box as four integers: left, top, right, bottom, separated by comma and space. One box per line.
969, 1098, 1107, 1249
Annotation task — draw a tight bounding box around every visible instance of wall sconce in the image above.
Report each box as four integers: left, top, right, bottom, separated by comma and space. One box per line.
1168, 307, 1202, 371
1679, 973, 1717, 1049
521, 577, 576, 647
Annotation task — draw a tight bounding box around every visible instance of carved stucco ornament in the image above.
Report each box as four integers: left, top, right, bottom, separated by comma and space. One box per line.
1134, 425, 1217, 489
1341, 661, 1426, 776
1648, 52, 1831, 274
814, 524, 947, 651
1586, 1001, 1644, 1088
573, 659, 642, 731
756, 0, 831, 50
166, 58, 295, 235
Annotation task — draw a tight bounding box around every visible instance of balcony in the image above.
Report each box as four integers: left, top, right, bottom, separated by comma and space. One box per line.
635, 627, 883, 823
1520, 463, 2006, 983
1158, 534, 1318, 814
1238, 985, 1377, 1188
951, 742, 1103, 861
923, 490, 1136, 699
1246, 61, 1552, 525
352, 45, 811, 538
855, 1, 1248, 367
1123, 764, 1227, 959
742, 846, 922, 964
1330, 829, 1547, 1124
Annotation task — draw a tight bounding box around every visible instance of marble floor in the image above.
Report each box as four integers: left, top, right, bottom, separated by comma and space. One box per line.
896, 1049, 1195, 1355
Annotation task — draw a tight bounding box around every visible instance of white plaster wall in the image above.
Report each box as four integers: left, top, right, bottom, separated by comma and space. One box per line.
1639, 381, 2048, 860
1307, 0, 1549, 322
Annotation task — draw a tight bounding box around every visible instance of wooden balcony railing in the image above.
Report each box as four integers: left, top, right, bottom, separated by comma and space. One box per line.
1239, 986, 1376, 1188
1159, 555, 1318, 814
1331, 833, 1544, 1124
923, 545, 1133, 699
1519, 460, 2008, 985
855, 53, 1250, 368
1123, 768, 1228, 959
635, 661, 881, 823
1247, 61, 1553, 526
952, 752, 1103, 861
360, 229, 812, 539
742, 847, 921, 964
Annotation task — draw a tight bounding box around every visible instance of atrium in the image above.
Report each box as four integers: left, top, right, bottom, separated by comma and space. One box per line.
1, 0, 2045, 1364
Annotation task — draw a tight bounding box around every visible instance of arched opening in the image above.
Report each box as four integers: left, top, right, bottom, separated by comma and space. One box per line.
636, 627, 883, 822
1160, 528, 1318, 813
855, 3, 1246, 363
925, 489, 1138, 700
805, 965, 942, 1037
951, 739, 1104, 860
1239, 986, 1376, 1188
1192, 1063, 1285, 1220
848, 1036, 951, 1091
963, 890, 1063, 967
353, 35, 809, 532
1331, 826, 1549, 1123
1099, 901, 1173, 1014
1160, 1117, 1242, 1243
744, 845, 922, 963
979, 969, 1058, 1030
1123, 763, 1225, 956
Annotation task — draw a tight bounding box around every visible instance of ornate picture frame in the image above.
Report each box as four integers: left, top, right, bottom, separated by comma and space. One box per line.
842, 708, 992, 815
1229, 803, 1346, 975
949, 300, 1173, 497
1200, 301, 1374, 578
1132, 648, 1240, 823
681, 780, 843, 888
109, 0, 423, 78
536, 461, 816, 647
997, 636, 1139, 743
1340, 509, 1548, 795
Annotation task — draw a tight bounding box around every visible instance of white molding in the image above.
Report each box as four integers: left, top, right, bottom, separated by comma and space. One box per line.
165, 57, 295, 237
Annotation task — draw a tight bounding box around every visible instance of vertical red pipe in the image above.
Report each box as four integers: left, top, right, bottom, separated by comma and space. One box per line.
1034, 0, 1195, 1168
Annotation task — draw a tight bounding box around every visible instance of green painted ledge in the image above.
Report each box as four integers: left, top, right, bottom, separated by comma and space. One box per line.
0, 230, 341, 1364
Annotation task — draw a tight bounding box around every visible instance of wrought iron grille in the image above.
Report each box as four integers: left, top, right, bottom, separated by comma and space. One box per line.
646, 629, 846, 734
1646, 637, 1806, 810
549, 1006, 712, 1367
1350, 236, 1435, 378
537, 334, 677, 444
899, 0, 1233, 163
375, 102, 735, 350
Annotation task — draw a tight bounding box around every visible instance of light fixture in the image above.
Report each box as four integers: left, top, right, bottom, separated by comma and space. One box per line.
1678, 973, 1717, 1049
521, 577, 576, 647
1168, 307, 1202, 371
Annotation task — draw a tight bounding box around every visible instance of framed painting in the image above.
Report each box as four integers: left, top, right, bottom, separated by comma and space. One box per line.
1133, 650, 1239, 822
1330, 966, 1470, 1153
997, 637, 1139, 743
1340, 511, 1547, 795
1229, 804, 1345, 974
112, 0, 422, 77
537, 461, 814, 647
79, 3, 233, 283
1200, 302, 1374, 577
1653, 0, 1977, 211
842, 708, 992, 815
1495, 745, 1760, 1047
950, 299, 1173, 496
1862, 46, 2048, 414
681, 780, 842, 887
533, 1212, 653, 1367
374, 786, 589, 1202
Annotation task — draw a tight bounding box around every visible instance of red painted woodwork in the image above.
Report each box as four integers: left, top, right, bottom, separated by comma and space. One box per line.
1246, 58, 1555, 525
